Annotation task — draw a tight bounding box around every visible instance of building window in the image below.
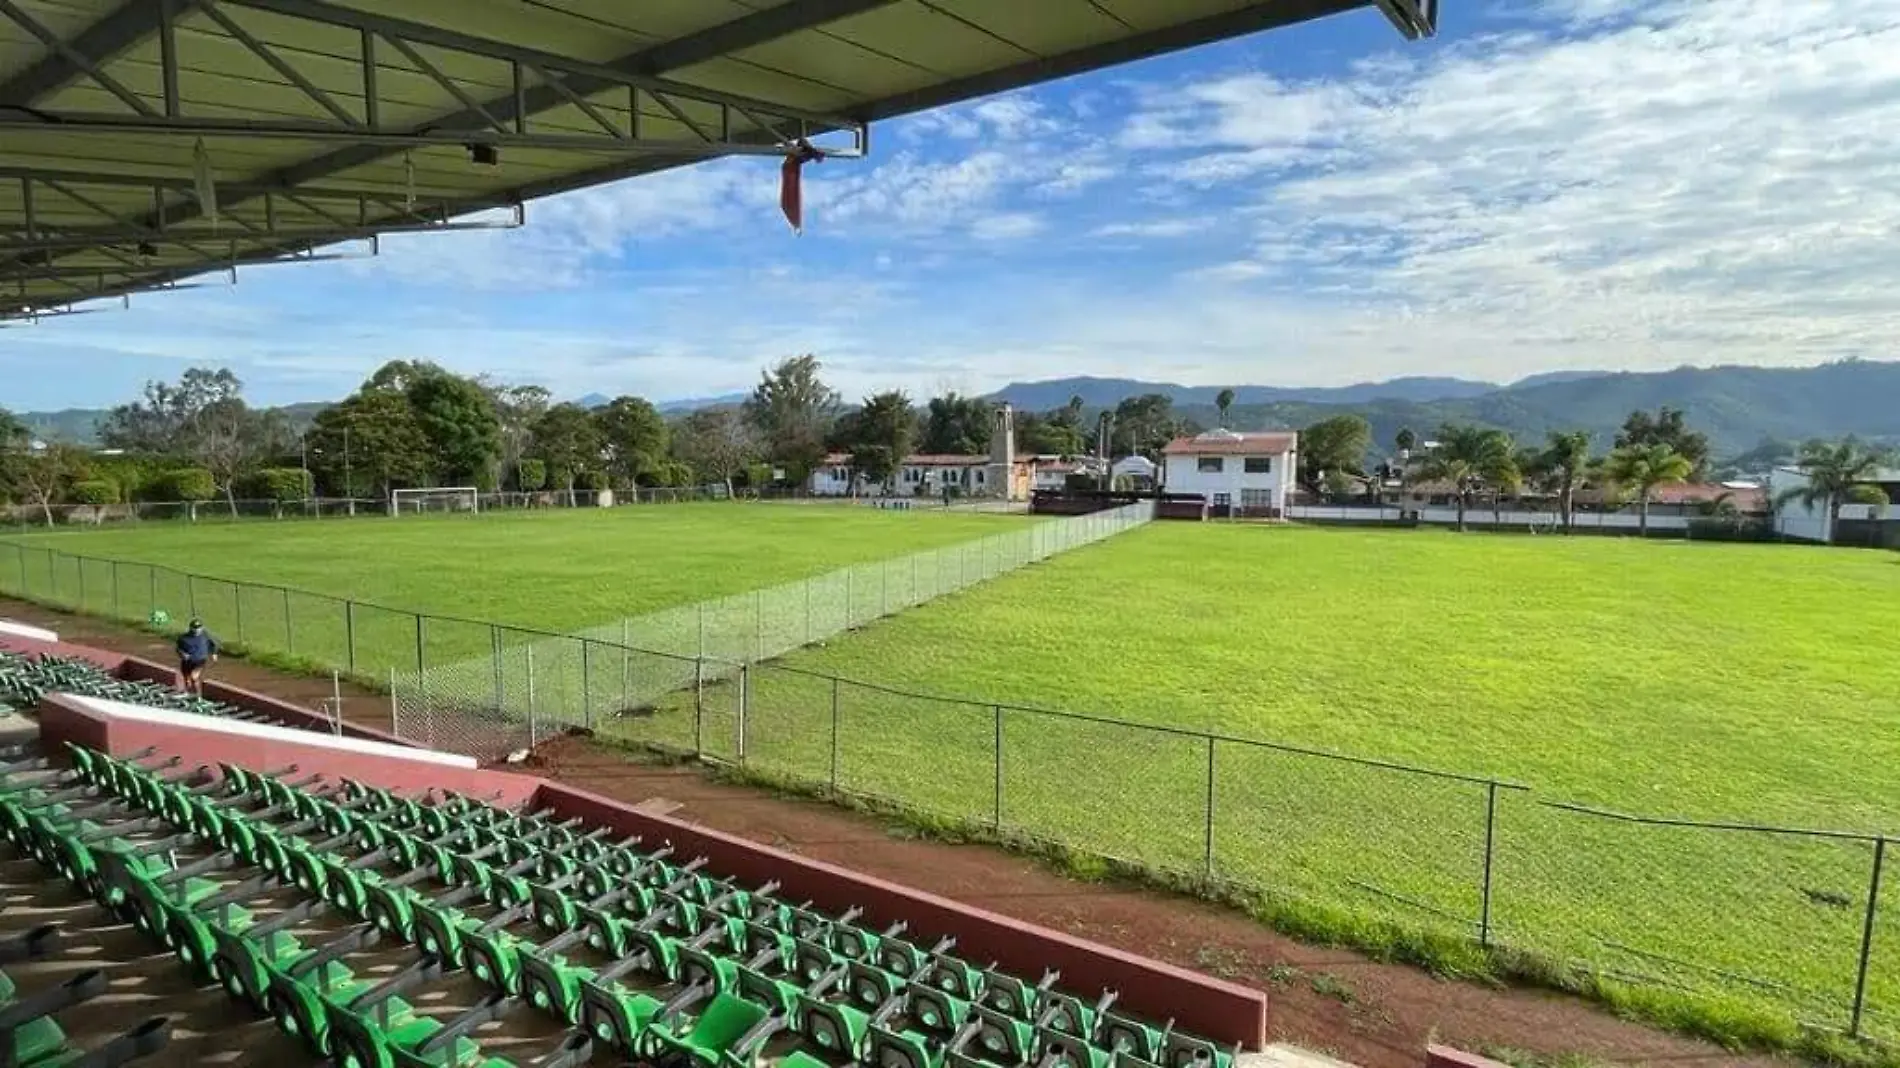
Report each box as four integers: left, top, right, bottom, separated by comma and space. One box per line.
1240, 488, 1273, 508
974, 469, 986, 484
1243, 456, 1272, 474
1197, 456, 1224, 473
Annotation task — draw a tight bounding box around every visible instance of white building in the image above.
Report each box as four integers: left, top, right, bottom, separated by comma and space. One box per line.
807, 452, 1015, 497
1160, 429, 1299, 516
1112, 454, 1158, 489
1767, 465, 1900, 543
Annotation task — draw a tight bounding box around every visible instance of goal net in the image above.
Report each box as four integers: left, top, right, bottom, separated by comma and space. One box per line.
391, 487, 480, 516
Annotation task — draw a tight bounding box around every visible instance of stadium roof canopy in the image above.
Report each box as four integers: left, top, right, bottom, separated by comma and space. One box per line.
0, 0, 1435, 322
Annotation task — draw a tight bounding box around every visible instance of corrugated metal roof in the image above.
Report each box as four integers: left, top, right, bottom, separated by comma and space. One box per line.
0, 0, 1432, 320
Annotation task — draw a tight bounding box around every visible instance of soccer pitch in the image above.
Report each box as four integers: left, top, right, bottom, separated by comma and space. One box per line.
617, 524, 1900, 1042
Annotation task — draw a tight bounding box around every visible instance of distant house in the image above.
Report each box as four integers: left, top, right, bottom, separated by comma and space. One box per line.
807, 452, 1035, 498
1111, 454, 1158, 490
1160, 429, 1299, 516
1768, 465, 1899, 544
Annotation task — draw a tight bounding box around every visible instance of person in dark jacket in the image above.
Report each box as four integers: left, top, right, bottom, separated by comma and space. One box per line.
175, 618, 219, 697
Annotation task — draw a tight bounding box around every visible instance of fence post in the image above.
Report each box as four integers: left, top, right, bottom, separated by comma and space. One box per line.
737, 664, 749, 765
846, 568, 855, 628
527, 646, 538, 750
111, 560, 120, 616
804, 578, 812, 644
146, 565, 155, 616
489, 626, 505, 712
413, 613, 425, 676
692, 658, 704, 758
388, 667, 400, 740
12, 543, 21, 595
78, 559, 86, 611
1480, 781, 1500, 947
187, 573, 197, 620
754, 589, 763, 662
697, 602, 706, 660
234, 584, 245, 645
283, 587, 294, 654
345, 600, 357, 674
581, 638, 593, 730
880, 560, 888, 617
1852, 836, 1887, 1036
992, 705, 1004, 830
1203, 735, 1217, 881
620, 619, 630, 712
829, 675, 841, 794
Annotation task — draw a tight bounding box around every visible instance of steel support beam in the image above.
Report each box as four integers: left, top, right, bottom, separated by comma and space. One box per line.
1373, 0, 1438, 39
0, 213, 518, 255
0, 0, 197, 106
0, 115, 800, 156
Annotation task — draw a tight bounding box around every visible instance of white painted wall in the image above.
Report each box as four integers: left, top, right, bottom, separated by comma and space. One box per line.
1163, 451, 1295, 510
0, 620, 58, 643
63, 693, 478, 769
1285, 505, 1694, 531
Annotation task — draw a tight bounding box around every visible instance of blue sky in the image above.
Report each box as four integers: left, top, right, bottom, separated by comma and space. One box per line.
5, 0, 1898, 411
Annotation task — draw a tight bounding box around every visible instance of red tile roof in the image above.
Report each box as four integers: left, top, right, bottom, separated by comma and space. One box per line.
1161, 431, 1298, 456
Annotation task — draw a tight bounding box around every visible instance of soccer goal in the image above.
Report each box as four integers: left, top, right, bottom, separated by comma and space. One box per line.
391, 487, 480, 516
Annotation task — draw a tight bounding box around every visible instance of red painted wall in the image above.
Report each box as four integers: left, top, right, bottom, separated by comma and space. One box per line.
536, 781, 1269, 1049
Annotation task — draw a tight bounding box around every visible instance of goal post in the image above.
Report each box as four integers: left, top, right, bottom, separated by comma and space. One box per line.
390, 487, 480, 516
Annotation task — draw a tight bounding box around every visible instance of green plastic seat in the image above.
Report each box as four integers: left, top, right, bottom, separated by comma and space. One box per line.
969, 1006, 1035, 1066
1161, 1033, 1233, 1068
907, 981, 972, 1035
640, 991, 773, 1068
796, 994, 870, 1061
212, 926, 306, 1009
734, 965, 802, 1020
579, 981, 663, 1055
518, 950, 596, 1023
267, 960, 372, 1055
462, 928, 527, 994
1099, 1012, 1168, 1062
1036, 1028, 1110, 1068
679, 944, 740, 994
870, 1024, 944, 1068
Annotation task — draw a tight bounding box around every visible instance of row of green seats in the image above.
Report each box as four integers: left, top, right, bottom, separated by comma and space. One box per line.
0, 652, 252, 723
0, 748, 174, 1068
14, 746, 1237, 1068
1, 746, 565, 1068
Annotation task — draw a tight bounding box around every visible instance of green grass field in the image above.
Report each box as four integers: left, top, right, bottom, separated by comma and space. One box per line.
616, 525, 1900, 1048
0, 504, 1020, 686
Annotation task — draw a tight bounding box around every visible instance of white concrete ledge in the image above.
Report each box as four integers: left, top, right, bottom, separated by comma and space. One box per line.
62, 694, 478, 770
0, 620, 59, 644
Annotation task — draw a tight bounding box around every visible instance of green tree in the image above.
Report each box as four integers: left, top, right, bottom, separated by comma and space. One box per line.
1536, 430, 1594, 532
1414, 424, 1519, 532
1299, 415, 1373, 493
920, 393, 993, 456
481, 381, 551, 490
1616, 406, 1709, 480
306, 390, 431, 500
593, 396, 669, 489
530, 403, 604, 504
1775, 439, 1893, 543
1604, 442, 1694, 537
1395, 426, 1417, 455
674, 408, 759, 497
12, 445, 86, 525
840, 391, 916, 492
1110, 394, 1180, 458
745, 354, 840, 484
403, 367, 501, 486
516, 458, 547, 492
1215, 388, 1236, 428
99, 366, 242, 455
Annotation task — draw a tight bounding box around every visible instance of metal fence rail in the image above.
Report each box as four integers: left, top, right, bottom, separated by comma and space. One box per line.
1, 521, 1897, 1044
398, 500, 1155, 726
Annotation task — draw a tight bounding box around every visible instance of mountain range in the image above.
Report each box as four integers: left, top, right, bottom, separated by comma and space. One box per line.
15, 360, 1897, 462
990, 361, 1900, 460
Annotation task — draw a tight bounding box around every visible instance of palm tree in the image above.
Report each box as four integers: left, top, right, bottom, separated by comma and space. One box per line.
1603, 443, 1693, 537
1538, 431, 1593, 533
1775, 439, 1893, 543
1414, 424, 1518, 531
1215, 388, 1235, 429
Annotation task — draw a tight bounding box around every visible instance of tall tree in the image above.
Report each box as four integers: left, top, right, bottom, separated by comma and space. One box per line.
745, 354, 840, 483
190, 397, 262, 512
1110, 394, 1180, 458
1616, 406, 1709, 480
402, 367, 501, 486
1537, 430, 1594, 532
305, 390, 431, 500
481, 381, 551, 490
99, 367, 243, 455
11, 444, 86, 527
1015, 408, 1086, 457
675, 408, 759, 497
1774, 439, 1893, 543
593, 396, 669, 490
1215, 388, 1236, 428
1395, 426, 1417, 455
1414, 424, 1518, 532
1299, 415, 1373, 492
530, 403, 604, 504
842, 391, 917, 492
1604, 442, 1694, 537
919, 393, 992, 455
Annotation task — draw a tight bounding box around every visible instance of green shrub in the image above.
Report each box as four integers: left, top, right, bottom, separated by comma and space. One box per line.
67, 479, 119, 505
146, 468, 217, 502
577, 470, 609, 492
650, 461, 693, 488
516, 459, 547, 491
744, 462, 774, 489
234, 467, 311, 501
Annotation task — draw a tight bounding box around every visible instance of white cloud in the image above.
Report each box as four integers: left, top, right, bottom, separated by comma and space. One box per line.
1119, 0, 1900, 378
970, 213, 1045, 241
1092, 218, 1210, 239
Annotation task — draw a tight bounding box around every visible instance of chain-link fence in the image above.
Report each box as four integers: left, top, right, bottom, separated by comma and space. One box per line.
5, 517, 1900, 1044
400, 500, 1155, 728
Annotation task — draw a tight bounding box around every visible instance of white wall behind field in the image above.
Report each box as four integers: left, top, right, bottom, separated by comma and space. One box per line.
1285, 506, 1694, 532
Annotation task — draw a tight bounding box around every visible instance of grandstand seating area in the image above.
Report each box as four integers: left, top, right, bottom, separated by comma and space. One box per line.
0, 651, 286, 727
0, 717, 1242, 1068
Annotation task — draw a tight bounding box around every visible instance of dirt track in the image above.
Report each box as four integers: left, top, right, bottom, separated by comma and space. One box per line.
1, 596, 1776, 1068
